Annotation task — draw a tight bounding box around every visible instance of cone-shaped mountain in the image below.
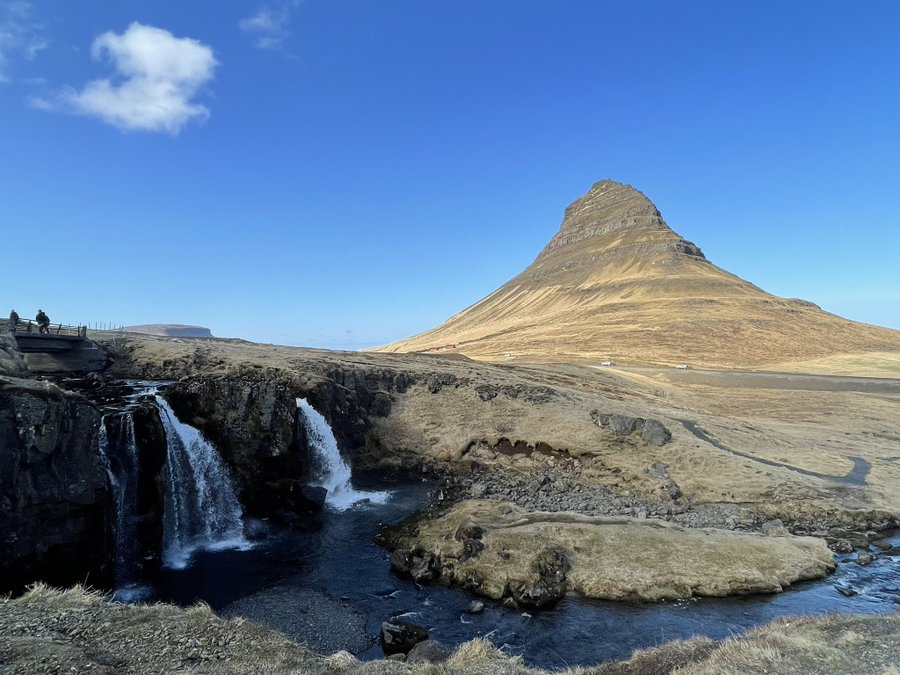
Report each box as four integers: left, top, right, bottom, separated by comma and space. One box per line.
378, 180, 899, 368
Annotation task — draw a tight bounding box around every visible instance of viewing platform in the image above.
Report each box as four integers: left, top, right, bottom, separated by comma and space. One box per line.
2, 321, 106, 372
2, 321, 89, 353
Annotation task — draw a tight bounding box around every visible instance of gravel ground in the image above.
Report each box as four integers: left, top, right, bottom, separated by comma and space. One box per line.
220, 585, 371, 655
445, 460, 758, 529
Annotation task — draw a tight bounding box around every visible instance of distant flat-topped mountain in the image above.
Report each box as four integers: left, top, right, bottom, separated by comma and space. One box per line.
124, 324, 213, 338
376, 180, 899, 368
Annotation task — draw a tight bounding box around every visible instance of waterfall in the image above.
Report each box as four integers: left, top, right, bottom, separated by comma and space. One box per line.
98, 412, 150, 601
296, 398, 389, 511
155, 395, 248, 569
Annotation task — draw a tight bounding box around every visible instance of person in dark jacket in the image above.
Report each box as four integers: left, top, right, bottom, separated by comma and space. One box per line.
36, 309, 50, 334
8, 309, 19, 332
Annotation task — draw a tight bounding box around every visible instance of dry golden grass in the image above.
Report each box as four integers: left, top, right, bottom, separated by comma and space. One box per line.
768, 351, 900, 378
677, 614, 900, 675
395, 500, 835, 602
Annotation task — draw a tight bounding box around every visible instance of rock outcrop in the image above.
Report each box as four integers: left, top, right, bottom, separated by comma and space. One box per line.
591, 410, 672, 446
103, 400, 168, 571
159, 366, 411, 516
0, 378, 108, 592
0, 334, 29, 377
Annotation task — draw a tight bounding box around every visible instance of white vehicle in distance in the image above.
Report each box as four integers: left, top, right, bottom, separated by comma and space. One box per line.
600, 361, 615, 366
675, 363, 691, 370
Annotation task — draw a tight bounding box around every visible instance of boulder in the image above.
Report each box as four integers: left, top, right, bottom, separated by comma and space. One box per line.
592, 410, 671, 446
830, 530, 871, 549
856, 551, 875, 566
762, 519, 787, 536
426, 373, 457, 394
608, 414, 641, 436
830, 539, 854, 553
390, 548, 440, 583
475, 385, 498, 401
641, 419, 672, 446
406, 639, 451, 664
512, 546, 570, 608
256, 480, 327, 527
299, 485, 327, 510
380, 620, 428, 656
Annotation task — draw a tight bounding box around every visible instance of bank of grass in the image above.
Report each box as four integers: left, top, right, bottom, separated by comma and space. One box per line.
2, 585, 897, 674
394, 500, 835, 602
674, 613, 900, 675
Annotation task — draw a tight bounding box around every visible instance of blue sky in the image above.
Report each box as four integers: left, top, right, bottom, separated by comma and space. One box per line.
1, 1, 898, 348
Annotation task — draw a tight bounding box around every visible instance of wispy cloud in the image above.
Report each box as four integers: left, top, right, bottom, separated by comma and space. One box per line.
239, 1, 301, 51
0, 1, 48, 83
42, 23, 217, 135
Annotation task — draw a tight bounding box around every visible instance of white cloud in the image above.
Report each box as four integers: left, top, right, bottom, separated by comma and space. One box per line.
0, 1, 47, 83
240, 1, 301, 50
62, 23, 217, 135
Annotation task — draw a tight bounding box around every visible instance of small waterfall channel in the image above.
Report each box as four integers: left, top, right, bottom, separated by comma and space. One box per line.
296, 398, 389, 510
97, 414, 144, 597
98, 385, 249, 597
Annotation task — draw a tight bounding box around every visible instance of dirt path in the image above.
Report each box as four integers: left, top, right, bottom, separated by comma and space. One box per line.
679, 419, 871, 486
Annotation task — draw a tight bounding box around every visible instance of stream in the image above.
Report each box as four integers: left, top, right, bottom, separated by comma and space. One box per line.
142, 479, 898, 670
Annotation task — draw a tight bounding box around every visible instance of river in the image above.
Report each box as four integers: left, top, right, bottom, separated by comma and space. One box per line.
136, 478, 898, 670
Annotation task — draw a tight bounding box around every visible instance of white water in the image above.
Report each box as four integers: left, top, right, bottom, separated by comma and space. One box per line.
296, 398, 390, 510
156, 395, 249, 568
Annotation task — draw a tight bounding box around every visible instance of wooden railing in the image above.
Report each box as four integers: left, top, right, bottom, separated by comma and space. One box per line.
3, 320, 88, 338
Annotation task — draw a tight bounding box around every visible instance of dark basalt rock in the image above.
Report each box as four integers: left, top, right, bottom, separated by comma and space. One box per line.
475, 383, 557, 404
380, 620, 429, 656
406, 639, 451, 664
0, 381, 109, 593
511, 546, 571, 608
591, 410, 672, 446
105, 403, 168, 572
455, 523, 485, 561
255, 480, 327, 528
641, 419, 673, 446
426, 373, 458, 393
160, 365, 418, 519
390, 547, 440, 583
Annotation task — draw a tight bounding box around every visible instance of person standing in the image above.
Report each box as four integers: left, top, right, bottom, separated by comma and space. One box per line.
8, 309, 19, 333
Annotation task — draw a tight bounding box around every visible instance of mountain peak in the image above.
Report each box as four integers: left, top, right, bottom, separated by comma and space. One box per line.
529, 179, 704, 279
375, 180, 899, 367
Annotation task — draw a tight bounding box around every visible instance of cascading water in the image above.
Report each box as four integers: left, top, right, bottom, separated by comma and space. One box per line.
296, 398, 390, 510
156, 394, 248, 569
98, 411, 152, 601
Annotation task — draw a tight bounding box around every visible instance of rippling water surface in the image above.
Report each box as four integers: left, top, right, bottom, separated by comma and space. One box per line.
146, 480, 899, 669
